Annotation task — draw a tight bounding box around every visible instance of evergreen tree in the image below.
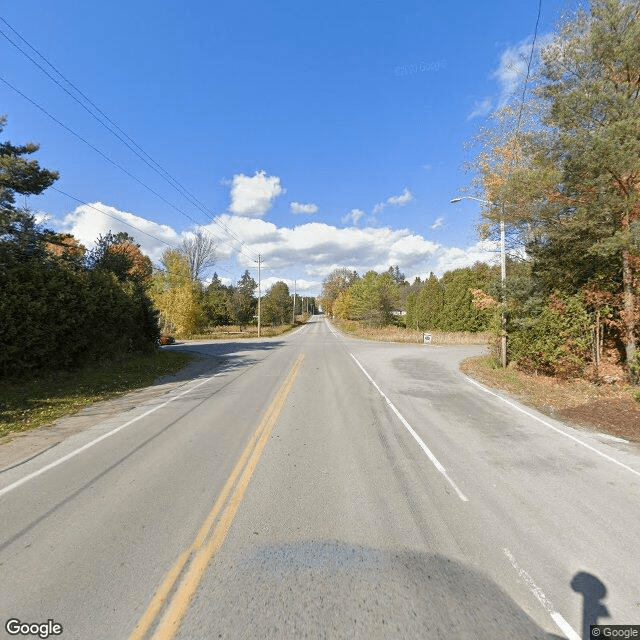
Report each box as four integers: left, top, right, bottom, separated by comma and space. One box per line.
0, 115, 59, 240
350, 271, 399, 326
203, 274, 232, 326
531, 0, 640, 374
414, 273, 443, 330
229, 270, 257, 329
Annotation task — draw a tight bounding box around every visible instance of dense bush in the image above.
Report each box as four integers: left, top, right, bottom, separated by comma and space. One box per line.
509, 293, 591, 378
0, 242, 159, 379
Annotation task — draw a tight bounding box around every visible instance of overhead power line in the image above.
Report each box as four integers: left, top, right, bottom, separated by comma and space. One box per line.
514, 0, 543, 133
0, 16, 259, 262
0, 74, 253, 261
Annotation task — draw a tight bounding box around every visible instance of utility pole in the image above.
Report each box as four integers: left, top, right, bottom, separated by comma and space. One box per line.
257, 254, 261, 338
292, 280, 297, 324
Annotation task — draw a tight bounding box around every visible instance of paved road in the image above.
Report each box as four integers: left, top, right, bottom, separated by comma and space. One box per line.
1, 316, 639, 639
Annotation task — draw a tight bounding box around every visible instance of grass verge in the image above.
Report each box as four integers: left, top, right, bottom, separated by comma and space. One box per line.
331, 318, 491, 345
0, 350, 195, 439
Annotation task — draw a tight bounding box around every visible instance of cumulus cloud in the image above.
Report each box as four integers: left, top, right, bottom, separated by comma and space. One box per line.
342, 208, 365, 226
229, 170, 285, 218
433, 240, 499, 274
290, 201, 318, 215
372, 187, 413, 215
431, 217, 444, 230
59, 202, 181, 263
54, 202, 499, 296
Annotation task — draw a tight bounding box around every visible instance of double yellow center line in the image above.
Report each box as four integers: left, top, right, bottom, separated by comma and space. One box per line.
129, 353, 305, 640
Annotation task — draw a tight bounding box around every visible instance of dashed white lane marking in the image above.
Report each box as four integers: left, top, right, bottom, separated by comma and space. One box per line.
465, 376, 640, 480
350, 353, 468, 502
0, 373, 219, 499
503, 548, 581, 640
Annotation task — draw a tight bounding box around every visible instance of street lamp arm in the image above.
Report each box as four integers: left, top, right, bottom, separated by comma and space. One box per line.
449, 195, 493, 206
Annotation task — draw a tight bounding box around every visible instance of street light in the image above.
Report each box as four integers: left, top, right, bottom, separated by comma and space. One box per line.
450, 196, 507, 368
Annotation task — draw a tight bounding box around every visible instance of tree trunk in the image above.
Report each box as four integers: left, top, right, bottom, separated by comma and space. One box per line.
621, 248, 637, 382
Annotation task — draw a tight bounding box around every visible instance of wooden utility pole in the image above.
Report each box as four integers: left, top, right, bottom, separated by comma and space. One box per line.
292, 280, 296, 324
257, 254, 261, 338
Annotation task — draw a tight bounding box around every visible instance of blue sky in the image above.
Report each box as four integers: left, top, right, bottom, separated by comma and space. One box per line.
0, 0, 576, 295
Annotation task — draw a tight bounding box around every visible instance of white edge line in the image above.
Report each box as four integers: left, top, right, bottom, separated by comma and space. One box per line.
464, 375, 640, 480
502, 547, 581, 640
350, 353, 468, 502
0, 374, 217, 499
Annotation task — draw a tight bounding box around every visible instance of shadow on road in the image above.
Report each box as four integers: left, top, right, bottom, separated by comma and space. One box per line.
201, 540, 570, 639
157, 339, 287, 383
571, 571, 609, 639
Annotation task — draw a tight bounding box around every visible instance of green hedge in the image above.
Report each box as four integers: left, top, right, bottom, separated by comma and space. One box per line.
0, 250, 159, 378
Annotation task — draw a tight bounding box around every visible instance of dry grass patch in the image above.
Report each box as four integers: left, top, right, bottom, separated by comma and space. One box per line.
183, 317, 310, 341
332, 319, 491, 345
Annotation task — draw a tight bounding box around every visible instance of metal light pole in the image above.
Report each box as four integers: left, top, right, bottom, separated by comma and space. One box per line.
450, 196, 507, 368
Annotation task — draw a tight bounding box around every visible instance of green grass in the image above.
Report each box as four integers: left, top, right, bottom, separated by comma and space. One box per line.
0, 350, 195, 439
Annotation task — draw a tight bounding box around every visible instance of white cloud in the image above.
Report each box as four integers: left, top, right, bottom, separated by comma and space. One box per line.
387, 188, 413, 206
433, 240, 499, 274
54, 203, 500, 296
290, 201, 318, 215
372, 187, 413, 215
59, 202, 181, 263
34, 211, 52, 225
431, 217, 444, 230
467, 97, 492, 120
467, 34, 553, 120
342, 208, 365, 226
228, 170, 285, 218
492, 33, 553, 108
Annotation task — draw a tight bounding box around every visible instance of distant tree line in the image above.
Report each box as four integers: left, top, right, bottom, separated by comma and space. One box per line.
151, 247, 316, 335
320, 263, 497, 333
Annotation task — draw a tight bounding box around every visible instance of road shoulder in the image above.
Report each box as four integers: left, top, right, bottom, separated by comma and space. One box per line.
0, 352, 222, 473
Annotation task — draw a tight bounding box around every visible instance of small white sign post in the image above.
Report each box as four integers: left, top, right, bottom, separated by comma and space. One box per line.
423, 333, 432, 345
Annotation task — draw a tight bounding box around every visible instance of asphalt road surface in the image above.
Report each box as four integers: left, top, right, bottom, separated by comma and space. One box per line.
1, 316, 639, 639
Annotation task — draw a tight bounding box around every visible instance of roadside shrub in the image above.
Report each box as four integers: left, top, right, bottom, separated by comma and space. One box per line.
0, 249, 159, 379
509, 293, 591, 378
